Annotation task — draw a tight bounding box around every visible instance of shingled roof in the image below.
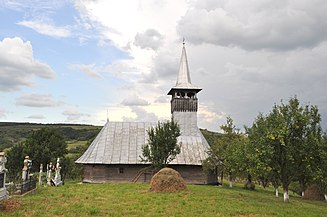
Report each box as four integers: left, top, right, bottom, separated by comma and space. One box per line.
75, 121, 209, 165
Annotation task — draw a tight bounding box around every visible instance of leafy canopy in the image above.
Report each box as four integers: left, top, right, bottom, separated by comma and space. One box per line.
24, 128, 67, 171
247, 96, 323, 200
141, 120, 181, 169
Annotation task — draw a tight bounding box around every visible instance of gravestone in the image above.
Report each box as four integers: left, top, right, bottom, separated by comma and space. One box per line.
0, 152, 9, 201
52, 158, 62, 186
16, 156, 36, 195
47, 162, 53, 186
22, 156, 32, 181
38, 164, 43, 187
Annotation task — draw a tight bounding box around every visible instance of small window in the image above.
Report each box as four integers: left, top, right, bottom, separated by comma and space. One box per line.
118, 168, 124, 174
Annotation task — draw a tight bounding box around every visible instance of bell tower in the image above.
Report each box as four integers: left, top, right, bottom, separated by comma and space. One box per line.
168, 42, 202, 136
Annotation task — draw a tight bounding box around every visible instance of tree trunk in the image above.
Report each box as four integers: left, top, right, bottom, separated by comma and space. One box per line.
299, 179, 305, 197
245, 174, 254, 190
324, 194, 327, 202
247, 174, 252, 183
220, 170, 224, 185
273, 180, 279, 197
283, 187, 289, 202
229, 172, 233, 188
275, 187, 279, 197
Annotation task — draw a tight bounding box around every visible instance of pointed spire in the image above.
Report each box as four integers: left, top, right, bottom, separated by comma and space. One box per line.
167, 40, 201, 95
175, 41, 193, 87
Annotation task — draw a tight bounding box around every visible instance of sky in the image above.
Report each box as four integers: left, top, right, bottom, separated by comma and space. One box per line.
1, 0, 327, 132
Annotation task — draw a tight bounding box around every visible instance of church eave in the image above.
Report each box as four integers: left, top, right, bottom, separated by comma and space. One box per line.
167, 87, 202, 95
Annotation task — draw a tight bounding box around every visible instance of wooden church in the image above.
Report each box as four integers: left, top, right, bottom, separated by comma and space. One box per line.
76, 43, 214, 184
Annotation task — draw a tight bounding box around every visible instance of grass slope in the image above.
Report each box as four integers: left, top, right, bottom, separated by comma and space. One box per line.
2, 182, 326, 217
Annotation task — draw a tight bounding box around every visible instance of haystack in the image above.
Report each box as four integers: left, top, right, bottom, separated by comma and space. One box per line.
150, 168, 187, 192
303, 185, 325, 201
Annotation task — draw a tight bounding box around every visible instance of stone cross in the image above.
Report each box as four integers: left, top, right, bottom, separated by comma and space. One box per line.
39, 164, 43, 186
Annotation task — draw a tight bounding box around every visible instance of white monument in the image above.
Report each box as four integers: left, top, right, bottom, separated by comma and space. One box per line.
22, 156, 32, 182
46, 162, 53, 186
0, 152, 9, 201
52, 158, 62, 186
38, 164, 43, 187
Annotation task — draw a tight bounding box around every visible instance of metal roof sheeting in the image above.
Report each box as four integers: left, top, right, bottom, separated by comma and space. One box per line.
75, 121, 209, 165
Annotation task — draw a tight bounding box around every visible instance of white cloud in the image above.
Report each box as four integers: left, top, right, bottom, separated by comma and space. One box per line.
0, 108, 6, 118
154, 96, 170, 103
1, 0, 67, 11
0, 37, 56, 92
75, 0, 327, 131
77, 0, 188, 81
189, 42, 327, 130
16, 94, 63, 107
177, 0, 327, 50
121, 95, 150, 106
106, 60, 141, 82
123, 106, 158, 123
26, 114, 46, 119
70, 64, 101, 78
134, 29, 163, 50
77, 0, 187, 48
197, 104, 226, 131
62, 109, 90, 122
18, 20, 71, 37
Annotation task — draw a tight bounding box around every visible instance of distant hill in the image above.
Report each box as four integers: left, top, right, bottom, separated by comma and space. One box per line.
200, 128, 223, 147
0, 122, 221, 152
0, 122, 102, 151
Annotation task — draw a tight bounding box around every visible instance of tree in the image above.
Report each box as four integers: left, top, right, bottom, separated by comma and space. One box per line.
204, 117, 248, 187
315, 133, 327, 201
247, 96, 323, 202
141, 119, 181, 169
293, 103, 322, 197
24, 128, 68, 171
5, 142, 26, 181
246, 113, 280, 196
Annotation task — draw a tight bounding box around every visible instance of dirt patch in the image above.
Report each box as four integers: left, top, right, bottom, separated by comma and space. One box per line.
0, 198, 22, 212
150, 167, 186, 193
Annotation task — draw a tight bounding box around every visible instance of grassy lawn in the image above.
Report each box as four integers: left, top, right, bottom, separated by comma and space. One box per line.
1, 182, 326, 217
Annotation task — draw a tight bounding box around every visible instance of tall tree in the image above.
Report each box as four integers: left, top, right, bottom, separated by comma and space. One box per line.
246, 114, 279, 195
315, 133, 327, 201
24, 128, 67, 171
204, 117, 247, 187
141, 119, 181, 169
247, 96, 322, 202
293, 103, 322, 197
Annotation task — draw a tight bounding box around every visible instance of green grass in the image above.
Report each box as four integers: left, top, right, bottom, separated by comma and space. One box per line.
67, 140, 88, 151
2, 182, 326, 217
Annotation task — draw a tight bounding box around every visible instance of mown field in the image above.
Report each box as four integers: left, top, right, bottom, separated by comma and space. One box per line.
1, 182, 326, 217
